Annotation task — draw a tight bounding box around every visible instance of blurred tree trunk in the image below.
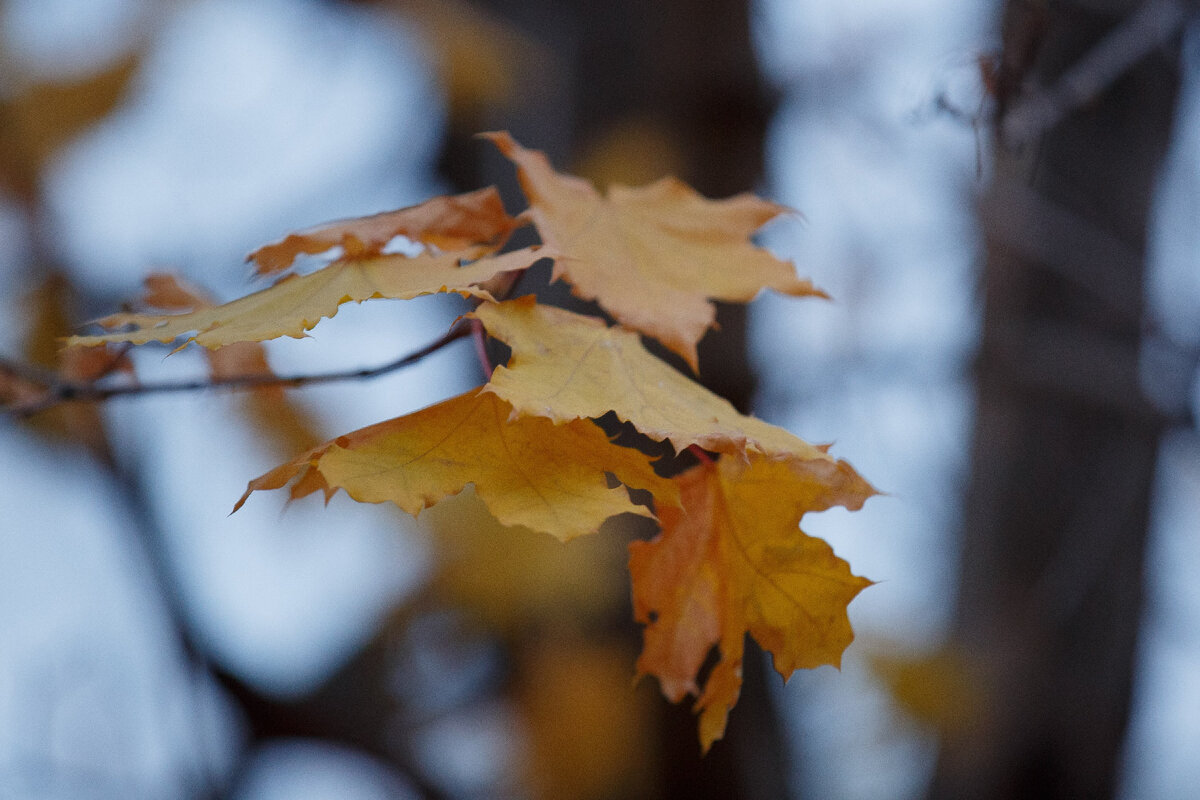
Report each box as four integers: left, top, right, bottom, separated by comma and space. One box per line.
928, 2, 1182, 798
433, 1, 792, 797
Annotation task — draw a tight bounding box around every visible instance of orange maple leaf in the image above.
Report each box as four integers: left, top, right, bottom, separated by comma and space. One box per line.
66, 246, 546, 350
236, 388, 678, 541
629, 455, 873, 751
248, 186, 519, 274
483, 131, 825, 370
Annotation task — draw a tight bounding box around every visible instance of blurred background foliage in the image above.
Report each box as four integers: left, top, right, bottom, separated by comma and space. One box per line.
2, 1, 1199, 799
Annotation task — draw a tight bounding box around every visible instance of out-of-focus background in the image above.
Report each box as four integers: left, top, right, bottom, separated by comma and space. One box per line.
2, 0, 1198, 798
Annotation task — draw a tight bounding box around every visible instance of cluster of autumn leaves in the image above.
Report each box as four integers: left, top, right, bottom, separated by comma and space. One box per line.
69, 132, 876, 751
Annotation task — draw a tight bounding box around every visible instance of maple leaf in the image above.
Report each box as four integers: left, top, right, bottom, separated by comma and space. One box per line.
236, 388, 678, 541
628, 455, 872, 751
482, 131, 825, 370
134, 272, 323, 455
66, 246, 546, 350
474, 298, 873, 500
133, 272, 273, 377
248, 187, 519, 274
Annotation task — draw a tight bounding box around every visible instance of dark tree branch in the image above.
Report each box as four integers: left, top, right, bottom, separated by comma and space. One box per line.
3, 323, 471, 418
1000, 0, 1193, 148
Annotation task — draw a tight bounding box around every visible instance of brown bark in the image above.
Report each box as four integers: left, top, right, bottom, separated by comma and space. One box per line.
928, 2, 1182, 798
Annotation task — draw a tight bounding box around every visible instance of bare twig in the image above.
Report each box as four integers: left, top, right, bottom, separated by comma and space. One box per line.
1001, 0, 1193, 148
4, 323, 472, 418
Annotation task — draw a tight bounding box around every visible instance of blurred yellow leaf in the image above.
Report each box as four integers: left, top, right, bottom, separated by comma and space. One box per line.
573, 116, 688, 189
516, 634, 659, 800
397, 0, 538, 117
0, 54, 138, 199
423, 487, 633, 631
870, 645, 986, 737
19, 275, 129, 458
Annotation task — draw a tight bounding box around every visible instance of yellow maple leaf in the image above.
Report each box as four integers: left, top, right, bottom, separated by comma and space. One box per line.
134, 272, 323, 455
132, 272, 278, 378
236, 388, 678, 541
482, 131, 825, 370
629, 455, 873, 751
133, 272, 314, 386
248, 187, 519, 274
474, 297, 872, 500
66, 246, 546, 350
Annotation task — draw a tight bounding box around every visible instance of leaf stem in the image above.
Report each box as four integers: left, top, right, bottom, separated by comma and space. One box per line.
470, 317, 493, 376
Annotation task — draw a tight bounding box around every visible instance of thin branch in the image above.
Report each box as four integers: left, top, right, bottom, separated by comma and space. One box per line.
4, 248, 540, 420
1000, 0, 1193, 148
1, 356, 60, 386
4, 323, 471, 418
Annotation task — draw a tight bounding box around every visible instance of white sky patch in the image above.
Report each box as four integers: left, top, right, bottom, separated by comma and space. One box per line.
232, 740, 419, 800
1118, 432, 1200, 800
98, 351, 434, 696
0, 424, 240, 796
41, 0, 444, 294
411, 701, 522, 798
0, 0, 147, 82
